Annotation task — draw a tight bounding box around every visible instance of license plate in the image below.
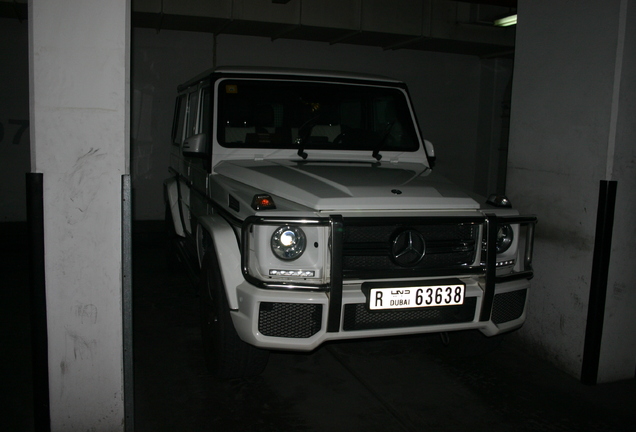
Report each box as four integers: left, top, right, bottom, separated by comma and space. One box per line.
368, 283, 465, 310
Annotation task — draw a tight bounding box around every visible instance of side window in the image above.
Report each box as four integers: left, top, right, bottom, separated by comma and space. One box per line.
201, 86, 211, 138
172, 94, 187, 146
186, 90, 199, 138
200, 86, 212, 172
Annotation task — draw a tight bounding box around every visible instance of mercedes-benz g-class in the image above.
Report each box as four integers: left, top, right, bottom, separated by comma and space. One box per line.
165, 66, 536, 378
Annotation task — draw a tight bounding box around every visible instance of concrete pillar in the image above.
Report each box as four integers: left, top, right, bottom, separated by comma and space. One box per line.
29, 0, 130, 429
595, 0, 636, 384
508, 0, 636, 382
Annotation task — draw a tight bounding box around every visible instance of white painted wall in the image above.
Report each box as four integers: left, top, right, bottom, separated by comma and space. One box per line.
29, 0, 130, 429
508, 0, 636, 381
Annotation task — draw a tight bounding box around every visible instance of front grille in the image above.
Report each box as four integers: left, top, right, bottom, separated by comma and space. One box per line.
491, 290, 527, 324
342, 220, 480, 279
342, 297, 477, 331
259, 302, 323, 338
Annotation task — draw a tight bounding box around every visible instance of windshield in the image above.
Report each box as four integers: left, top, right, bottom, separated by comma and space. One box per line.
216, 79, 420, 154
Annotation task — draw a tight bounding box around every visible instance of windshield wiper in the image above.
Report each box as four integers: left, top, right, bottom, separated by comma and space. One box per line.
372, 120, 396, 161
296, 137, 308, 160
296, 114, 320, 160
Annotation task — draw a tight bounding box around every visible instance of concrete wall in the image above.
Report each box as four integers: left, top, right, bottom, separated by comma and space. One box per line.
508, 0, 636, 382
131, 28, 216, 220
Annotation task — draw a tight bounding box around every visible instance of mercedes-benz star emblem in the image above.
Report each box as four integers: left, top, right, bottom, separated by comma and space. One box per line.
391, 230, 426, 267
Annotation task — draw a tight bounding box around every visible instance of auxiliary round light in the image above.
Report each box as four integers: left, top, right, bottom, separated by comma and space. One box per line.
496, 224, 514, 254
271, 226, 306, 260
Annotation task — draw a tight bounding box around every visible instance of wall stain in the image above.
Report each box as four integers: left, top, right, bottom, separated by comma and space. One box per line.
613, 282, 625, 297
73, 302, 98, 325
64, 147, 107, 225
66, 329, 97, 361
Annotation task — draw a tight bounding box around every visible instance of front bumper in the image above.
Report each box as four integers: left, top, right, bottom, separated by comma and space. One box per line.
231, 275, 530, 351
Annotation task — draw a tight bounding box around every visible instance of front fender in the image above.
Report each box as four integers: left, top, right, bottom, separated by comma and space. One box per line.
198, 214, 243, 310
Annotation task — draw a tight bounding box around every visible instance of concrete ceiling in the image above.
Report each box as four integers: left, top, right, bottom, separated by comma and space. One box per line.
1, 0, 517, 58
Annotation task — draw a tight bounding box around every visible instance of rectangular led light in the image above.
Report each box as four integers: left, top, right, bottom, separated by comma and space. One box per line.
269, 269, 315, 277
494, 14, 517, 27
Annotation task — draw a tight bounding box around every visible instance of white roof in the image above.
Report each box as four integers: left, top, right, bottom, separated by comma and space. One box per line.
179, 66, 405, 91
213, 66, 403, 84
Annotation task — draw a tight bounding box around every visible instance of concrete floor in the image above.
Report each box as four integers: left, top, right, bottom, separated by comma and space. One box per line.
2, 224, 635, 431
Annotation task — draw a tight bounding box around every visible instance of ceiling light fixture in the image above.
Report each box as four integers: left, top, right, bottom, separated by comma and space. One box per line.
494, 14, 517, 27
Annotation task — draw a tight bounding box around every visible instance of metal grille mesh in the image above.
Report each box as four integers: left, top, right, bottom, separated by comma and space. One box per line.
258, 302, 323, 338
342, 222, 478, 276
491, 290, 527, 324
345, 223, 474, 243
342, 297, 477, 331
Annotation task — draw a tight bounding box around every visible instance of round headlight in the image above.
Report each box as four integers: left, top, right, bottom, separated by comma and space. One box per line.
496, 224, 514, 254
271, 226, 306, 260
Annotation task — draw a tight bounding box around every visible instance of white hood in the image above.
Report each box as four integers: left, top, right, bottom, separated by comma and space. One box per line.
214, 159, 480, 211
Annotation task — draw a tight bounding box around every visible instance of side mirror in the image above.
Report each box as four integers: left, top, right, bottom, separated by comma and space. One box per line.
424, 139, 436, 168
182, 133, 208, 158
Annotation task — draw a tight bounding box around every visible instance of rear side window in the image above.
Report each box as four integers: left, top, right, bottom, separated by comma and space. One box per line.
186, 90, 199, 138
172, 94, 187, 146
201, 86, 211, 137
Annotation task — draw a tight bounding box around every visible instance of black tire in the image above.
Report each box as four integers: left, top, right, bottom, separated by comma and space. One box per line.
199, 248, 270, 379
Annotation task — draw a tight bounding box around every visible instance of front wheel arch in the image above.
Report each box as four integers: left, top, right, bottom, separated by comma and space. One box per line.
196, 214, 243, 310
196, 224, 214, 269
199, 248, 269, 379
164, 178, 186, 238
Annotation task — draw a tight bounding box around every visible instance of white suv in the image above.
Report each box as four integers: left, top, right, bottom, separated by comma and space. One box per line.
165, 66, 537, 379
